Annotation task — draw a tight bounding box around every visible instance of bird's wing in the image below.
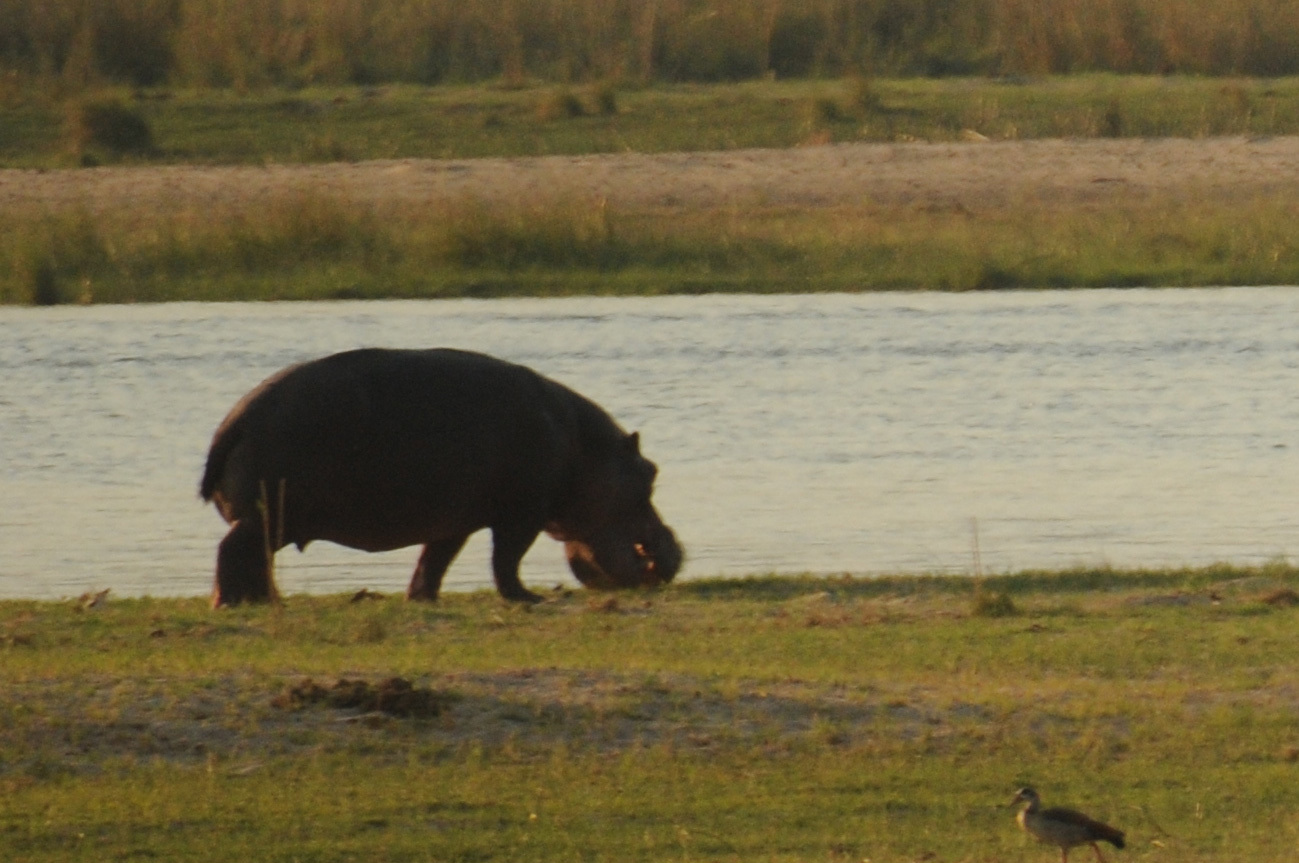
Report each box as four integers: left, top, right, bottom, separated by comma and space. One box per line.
1040, 807, 1126, 847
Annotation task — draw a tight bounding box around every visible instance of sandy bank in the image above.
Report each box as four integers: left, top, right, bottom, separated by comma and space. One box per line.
3, 136, 1298, 217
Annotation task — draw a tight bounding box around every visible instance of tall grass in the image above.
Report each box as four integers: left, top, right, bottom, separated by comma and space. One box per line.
4, 0, 1299, 95
4, 187, 1298, 303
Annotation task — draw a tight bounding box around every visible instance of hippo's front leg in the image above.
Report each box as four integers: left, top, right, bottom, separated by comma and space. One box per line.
489, 523, 544, 603
406, 534, 470, 601
213, 519, 280, 607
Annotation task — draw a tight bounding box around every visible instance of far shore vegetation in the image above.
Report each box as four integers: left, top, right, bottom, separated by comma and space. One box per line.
4, 2, 1299, 303
4, 0, 1299, 92
4, 78, 1299, 303
6, 181, 1299, 304
5, 76, 1299, 169
3, 566, 1299, 861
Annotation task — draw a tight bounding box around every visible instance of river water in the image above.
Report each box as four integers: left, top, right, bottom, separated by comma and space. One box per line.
2, 288, 1297, 600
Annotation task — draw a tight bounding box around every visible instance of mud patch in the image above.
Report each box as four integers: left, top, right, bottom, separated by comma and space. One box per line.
272, 677, 451, 718
1260, 588, 1299, 607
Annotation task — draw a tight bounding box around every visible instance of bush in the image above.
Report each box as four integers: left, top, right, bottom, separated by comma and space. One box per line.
589, 83, 618, 116
65, 99, 155, 158
535, 88, 585, 122
971, 586, 1018, 617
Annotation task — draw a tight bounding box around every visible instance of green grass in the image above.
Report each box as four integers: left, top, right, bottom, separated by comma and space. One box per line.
3, 566, 1299, 861
4, 77, 1299, 168
5, 188, 1299, 303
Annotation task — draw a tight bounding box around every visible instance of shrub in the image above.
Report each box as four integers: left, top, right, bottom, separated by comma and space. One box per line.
536, 88, 585, 122
589, 83, 618, 116
65, 98, 155, 157
971, 585, 1018, 617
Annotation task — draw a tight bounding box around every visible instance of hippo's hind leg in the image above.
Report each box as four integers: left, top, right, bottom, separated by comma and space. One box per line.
213, 519, 280, 607
406, 534, 470, 601
489, 522, 544, 603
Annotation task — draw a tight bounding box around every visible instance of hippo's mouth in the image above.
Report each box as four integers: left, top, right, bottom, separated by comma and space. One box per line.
634, 543, 657, 574
564, 527, 681, 590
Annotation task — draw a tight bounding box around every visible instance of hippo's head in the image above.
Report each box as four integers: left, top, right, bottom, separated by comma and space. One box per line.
548, 432, 683, 590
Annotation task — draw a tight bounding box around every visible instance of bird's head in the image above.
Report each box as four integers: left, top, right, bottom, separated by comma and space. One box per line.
1011, 787, 1040, 808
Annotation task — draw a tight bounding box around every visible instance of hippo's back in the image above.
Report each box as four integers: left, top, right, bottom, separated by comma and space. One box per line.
200, 348, 595, 551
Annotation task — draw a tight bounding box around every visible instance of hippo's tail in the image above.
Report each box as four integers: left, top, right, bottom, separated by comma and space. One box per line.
199, 418, 243, 502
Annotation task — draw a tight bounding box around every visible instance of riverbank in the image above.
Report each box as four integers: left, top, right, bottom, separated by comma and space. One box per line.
5, 134, 1299, 303
4, 567, 1299, 861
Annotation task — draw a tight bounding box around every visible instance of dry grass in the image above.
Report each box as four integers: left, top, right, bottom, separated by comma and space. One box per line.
6, 182, 1299, 303
4, 0, 1299, 94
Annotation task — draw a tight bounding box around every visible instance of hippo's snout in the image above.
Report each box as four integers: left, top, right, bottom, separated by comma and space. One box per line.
634, 542, 657, 575
640, 524, 682, 584
564, 522, 682, 591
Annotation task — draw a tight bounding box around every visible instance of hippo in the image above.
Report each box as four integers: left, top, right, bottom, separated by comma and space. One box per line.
200, 348, 682, 606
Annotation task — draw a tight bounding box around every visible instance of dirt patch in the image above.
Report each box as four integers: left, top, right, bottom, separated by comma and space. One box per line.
0, 669, 968, 775
272, 677, 451, 718
3, 136, 1298, 219
1260, 588, 1299, 607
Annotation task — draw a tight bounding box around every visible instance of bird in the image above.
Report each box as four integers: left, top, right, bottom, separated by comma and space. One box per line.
1011, 786, 1126, 863
78, 587, 111, 609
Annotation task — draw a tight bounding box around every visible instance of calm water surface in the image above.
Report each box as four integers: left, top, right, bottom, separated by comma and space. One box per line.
2, 289, 1298, 600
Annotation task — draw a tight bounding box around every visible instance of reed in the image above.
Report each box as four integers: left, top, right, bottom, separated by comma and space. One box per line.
4, 0, 1299, 92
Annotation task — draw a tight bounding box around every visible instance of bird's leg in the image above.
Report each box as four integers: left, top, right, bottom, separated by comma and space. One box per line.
1089, 843, 1108, 863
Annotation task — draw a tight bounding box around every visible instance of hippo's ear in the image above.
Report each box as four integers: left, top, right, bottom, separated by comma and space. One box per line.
624, 431, 641, 455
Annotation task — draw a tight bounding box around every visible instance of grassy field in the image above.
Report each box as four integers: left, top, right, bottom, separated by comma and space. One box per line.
3, 566, 1299, 861
4, 76, 1299, 168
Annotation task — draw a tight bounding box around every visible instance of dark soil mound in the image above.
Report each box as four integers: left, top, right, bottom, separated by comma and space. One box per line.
273, 676, 450, 718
